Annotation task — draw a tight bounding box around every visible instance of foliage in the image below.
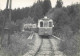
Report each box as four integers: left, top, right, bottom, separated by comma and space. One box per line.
42, 0, 52, 15
22, 16, 34, 24
47, 3, 80, 56
1, 31, 31, 56
28, 2, 44, 22
55, 0, 63, 8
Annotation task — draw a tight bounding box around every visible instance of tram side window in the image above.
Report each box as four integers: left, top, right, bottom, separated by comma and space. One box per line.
40, 21, 43, 27
49, 22, 52, 27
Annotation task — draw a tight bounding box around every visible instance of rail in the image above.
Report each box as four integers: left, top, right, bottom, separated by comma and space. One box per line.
34, 36, 54, 56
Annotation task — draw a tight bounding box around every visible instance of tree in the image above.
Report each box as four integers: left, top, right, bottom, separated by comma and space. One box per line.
42, 0, 52, 15
22, 16, 34, 24
28, 2, 44, 22
55, 0, 63, 8
66, 4, 80, 33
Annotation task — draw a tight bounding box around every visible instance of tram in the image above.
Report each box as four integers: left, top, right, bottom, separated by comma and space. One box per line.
38, 16, 54, 36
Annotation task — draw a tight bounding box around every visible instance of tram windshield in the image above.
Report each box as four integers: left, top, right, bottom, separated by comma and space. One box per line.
49, 22, 52, 27
40, 21, 43, 27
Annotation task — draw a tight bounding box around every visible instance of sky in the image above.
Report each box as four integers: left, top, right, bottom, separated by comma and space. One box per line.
0, 0, 80, 10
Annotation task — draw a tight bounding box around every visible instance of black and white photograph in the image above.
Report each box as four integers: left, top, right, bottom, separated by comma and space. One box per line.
0, 0, 80, 56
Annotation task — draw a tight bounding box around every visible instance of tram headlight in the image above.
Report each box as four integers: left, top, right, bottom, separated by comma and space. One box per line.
53, 25, 54, 27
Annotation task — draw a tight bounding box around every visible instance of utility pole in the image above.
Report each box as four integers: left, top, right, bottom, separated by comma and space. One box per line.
1, 11, 6, 47
1, 0, 12, 46
8, 0, 12, 45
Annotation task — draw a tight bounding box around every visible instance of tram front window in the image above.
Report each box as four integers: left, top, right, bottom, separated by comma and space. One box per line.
49, 22, 52, 27
40, 21, 43, 27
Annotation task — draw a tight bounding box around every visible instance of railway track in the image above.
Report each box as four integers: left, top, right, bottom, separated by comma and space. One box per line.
34, 36, 54, 56
23, 34, 66, 56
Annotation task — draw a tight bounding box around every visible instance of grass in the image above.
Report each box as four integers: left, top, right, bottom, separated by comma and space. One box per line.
59, 32, 80, 56
0, 31, 36, 56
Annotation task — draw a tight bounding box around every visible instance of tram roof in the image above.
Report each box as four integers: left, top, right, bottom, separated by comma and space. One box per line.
39, 18, 52, 21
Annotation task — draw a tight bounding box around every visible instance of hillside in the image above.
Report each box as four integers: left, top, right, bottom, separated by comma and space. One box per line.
47, 3, 80, 56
